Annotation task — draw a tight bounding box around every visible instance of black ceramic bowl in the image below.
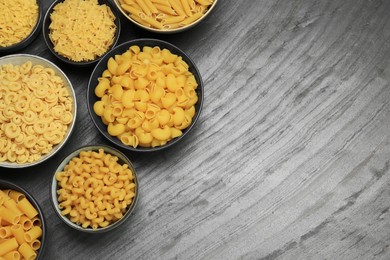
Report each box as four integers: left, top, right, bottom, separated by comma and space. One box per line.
50, 145, 138, 233
0, 180, 46, 259
0, 0, 42, 54
42, 0, 121, 66
87, 38, 204, 152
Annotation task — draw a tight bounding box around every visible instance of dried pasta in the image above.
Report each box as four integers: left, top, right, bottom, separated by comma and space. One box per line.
49, 0, 117, 62
0, 189, 42, 259
119, 0, 214, 30
0, 0, 38, 47
93, 45, 198, 148
55, 149, 137, 229
0, 61, 74, 164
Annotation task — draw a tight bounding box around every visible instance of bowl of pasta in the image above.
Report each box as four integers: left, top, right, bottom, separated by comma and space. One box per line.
0, 54, 77, 168
42, 0, 121, 66
87, 38, 204, 152
50, 145, 138, 233
0, 0, 42, 54
113, 0, 218, 33
0, 180, 47, 260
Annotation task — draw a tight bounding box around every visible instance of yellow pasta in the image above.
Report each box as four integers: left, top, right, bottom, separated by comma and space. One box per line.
0, 189, 43, 259
55, 149, 136, 229
0, 61, 74, 164
93, 45, 199, 148
0, 0, 38, 47
49, 0, 117, 62
118, 0, 213, 30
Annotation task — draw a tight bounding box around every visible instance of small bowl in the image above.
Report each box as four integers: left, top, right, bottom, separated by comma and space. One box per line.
0, 54, 77, 168
42, 0, 121, 66
112, 0, 218, 33
50, 145, 138, 233
87, 38, 204, 152
0, 180, 47, 260
0, 0, 42, 54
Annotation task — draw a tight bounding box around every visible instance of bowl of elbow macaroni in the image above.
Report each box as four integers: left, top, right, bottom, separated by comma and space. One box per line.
51, 145, 138, 233
113, 0, 218, 33
0, 180, 47, 260
0, 0, 43, 54
87, 38, 204, 152
0, 54, 77, 168
42, 0, 121, 66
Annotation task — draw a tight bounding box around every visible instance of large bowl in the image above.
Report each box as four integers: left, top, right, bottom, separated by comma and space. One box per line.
42, 0, 121, 67
0, 180, 47, 260
87, 38, 204, 152
0, 54, 77, 168
112, 0, 218, 33
0, 0, 42, 54
50, 145, 139, 233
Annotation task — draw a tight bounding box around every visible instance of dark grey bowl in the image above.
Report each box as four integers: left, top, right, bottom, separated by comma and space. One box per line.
50, 145, 138, 233
87, 38, 204, 152
0, 0, 42, 54
42, 0, 121, 67
0, 180, 46, 259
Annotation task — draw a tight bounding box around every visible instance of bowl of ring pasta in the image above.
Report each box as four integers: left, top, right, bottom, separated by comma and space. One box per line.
50, 145, 138, 233
0, 180, 46, 260
112, 0, 218, 33
0, 0, 43, 53
87, 38, 204, 152
0, 54, 77, 168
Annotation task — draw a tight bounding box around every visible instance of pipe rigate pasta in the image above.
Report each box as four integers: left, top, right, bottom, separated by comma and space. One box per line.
55, 149, 136, 229
93, 45, 199, 148
0, 61, 74, 164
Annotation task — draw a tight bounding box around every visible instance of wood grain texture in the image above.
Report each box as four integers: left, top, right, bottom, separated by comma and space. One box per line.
1, 0, 390, 259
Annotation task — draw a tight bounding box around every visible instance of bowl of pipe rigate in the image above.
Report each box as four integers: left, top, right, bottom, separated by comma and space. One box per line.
50, 145, 138, 233
0, 180, 47, 260
113, 0, 218, 33
42, 0, 121, 66
0, 54, 77, 168
0, 0, 42, 54
87, 38, 204, 152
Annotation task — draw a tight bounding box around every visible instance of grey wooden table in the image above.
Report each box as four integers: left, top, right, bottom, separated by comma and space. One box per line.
2, 0, 390, 259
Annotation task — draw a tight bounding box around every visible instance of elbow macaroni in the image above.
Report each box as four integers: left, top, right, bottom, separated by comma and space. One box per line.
55, 149, 136, 229
0, 189, 42, 259
93, 45, 198, 148
0, 61, 74, 164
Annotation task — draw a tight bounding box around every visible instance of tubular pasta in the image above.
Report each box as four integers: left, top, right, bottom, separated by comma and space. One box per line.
118, 0, 213, 30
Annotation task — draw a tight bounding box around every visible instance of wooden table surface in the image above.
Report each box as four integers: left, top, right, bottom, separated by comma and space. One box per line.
2, 0, 390, 259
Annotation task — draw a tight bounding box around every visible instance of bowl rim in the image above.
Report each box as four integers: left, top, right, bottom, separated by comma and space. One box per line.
42, 0, 122, 67
86, 38, 204, 152
50, 144, 139, 233
112, 0, 218, 33
0, 180, 47, 260
0, 53, 77, 169
0, 0, 43, 52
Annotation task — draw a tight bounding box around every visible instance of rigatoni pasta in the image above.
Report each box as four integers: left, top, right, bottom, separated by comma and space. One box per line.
0, 189, 43, 259
93, 45, 199, 148
118, 0, 214, 30
55, 149, 137, 229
